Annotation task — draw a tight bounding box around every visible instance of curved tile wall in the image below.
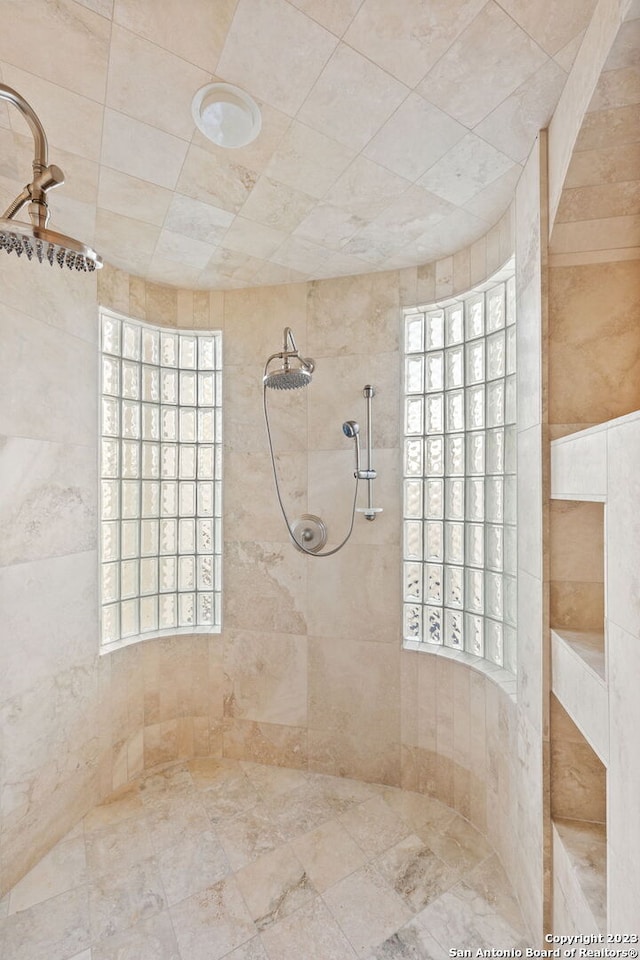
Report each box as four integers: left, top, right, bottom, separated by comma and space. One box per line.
0, 214, 519, 908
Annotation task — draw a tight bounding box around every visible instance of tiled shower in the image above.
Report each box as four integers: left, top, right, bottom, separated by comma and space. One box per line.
1, 0, 639, 956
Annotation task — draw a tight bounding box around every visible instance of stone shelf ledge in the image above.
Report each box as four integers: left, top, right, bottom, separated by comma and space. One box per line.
553, 818, 607, 935
551, 408, 640, 501
551, 628, 608, 765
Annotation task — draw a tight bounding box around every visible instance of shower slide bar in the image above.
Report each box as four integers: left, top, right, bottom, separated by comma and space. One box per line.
356, 384, 383, 521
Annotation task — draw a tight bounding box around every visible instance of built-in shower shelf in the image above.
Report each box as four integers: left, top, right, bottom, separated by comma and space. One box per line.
553, 818, 607, 935
551, 629, 608, 765
551, 423, 607, 501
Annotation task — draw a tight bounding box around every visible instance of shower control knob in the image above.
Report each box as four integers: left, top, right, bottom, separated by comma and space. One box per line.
291, 514, 328, 554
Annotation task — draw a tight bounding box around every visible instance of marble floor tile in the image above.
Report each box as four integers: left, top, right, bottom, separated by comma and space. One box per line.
240, 759, 309, 799
1, 759, 527, 959
85, 815, 154, 877
91, 910, 180, 960
381, 787, 456, 835
416, 813, 494, 874
370, 918, 447, 959
412, 856, 528, 952
462, 854, 528, 939
235, 844, 316, 930
156, 830, 231, 906
168, 876, 257, 960
260, 896, 358, 960
260, 781, 340, 840
197, 768, 262, 823
1, 886, 91, 960
215, 800, 293, 870
322, 863, 413, 958
144, 794, 214, 853
8, 833, 87, 914
374, 833, 461, 913
339, 795, 412, 857
88, 856, 166, 942
291, 817, 367, 892
224, 936, 270, 959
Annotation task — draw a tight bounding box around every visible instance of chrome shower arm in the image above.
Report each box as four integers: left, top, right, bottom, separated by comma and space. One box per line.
263, 348, 298, 376
0, 83, 49, 173
0, 82, 101, 271
283, 326, 297, 353
0, 84, 65, 229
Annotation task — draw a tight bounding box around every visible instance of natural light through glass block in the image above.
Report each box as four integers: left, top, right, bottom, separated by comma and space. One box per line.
402, 262, 516, 670
100, 309, 222, 648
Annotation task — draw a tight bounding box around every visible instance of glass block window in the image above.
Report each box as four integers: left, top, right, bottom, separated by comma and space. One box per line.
402, 265, 516, 671
100, 309, 222, 648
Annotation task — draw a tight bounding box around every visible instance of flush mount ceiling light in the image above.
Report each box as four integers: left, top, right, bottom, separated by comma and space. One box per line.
191, 82, 262, 148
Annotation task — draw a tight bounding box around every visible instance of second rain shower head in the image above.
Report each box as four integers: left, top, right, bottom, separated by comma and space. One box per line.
263, 327, 315, 390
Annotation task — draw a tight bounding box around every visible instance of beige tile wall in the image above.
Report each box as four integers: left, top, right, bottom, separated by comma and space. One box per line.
546, 0, 640, 937
0, 201, 534, 952
1, 1, 635, 940
0, 256, 101, 894
511, 130, 549, 940
96, 215, 528, 903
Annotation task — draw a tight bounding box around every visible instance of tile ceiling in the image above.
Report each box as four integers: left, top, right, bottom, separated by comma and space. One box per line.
0, 0, 597, 289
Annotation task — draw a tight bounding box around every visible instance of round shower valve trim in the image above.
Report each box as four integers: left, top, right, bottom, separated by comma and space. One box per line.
291, 515, 327, 554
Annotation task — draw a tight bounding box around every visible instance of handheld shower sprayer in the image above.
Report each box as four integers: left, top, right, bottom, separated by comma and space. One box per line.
342, 420, 361, 477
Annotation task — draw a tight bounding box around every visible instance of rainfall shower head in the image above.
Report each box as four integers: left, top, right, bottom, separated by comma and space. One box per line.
0, 83, 102, 272
263, 327, 315, 390
0, 220, 101, 271
263, 365, 313, 390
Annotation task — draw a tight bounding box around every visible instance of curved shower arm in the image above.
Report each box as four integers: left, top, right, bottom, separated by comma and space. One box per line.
263, 349, 314, 384
0, 83, 66, 228
0, 83, 49, 174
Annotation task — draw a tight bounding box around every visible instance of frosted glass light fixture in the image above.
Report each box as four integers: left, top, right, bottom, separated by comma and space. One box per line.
192, 82, 262, 148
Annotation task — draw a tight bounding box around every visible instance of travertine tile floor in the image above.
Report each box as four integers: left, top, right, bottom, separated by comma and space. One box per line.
0, 759, 529, 960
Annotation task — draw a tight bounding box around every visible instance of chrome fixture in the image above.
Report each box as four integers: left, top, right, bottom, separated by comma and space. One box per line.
356, 385, 383, 521
263, 327, 315, 391
263, 328, 380, 557
0, 83, 102, 271
342, 420, 362, 478
341, 392, 382, 519
291, 514, 327, 553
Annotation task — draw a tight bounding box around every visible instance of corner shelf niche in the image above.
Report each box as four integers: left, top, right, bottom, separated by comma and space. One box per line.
550, 408, 640, 935
550, 423, 608, 936
551, 629, 607, 765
